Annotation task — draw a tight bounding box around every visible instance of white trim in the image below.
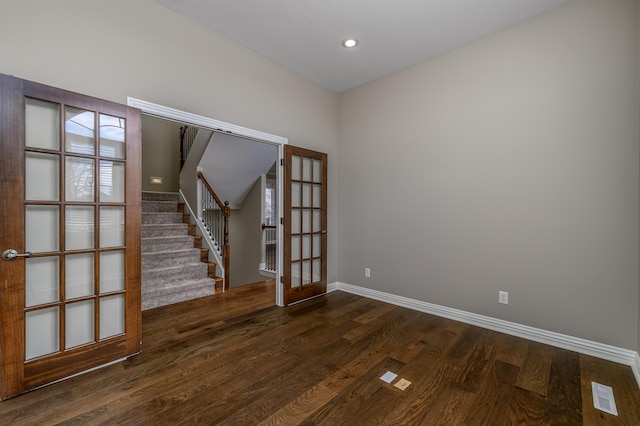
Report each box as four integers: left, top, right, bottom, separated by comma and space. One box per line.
127, 97, 287, 145
328, 281, 640, 389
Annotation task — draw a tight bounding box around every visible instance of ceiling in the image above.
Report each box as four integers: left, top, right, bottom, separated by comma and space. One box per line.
156, 0, 574, 93
199, 132, 278, 207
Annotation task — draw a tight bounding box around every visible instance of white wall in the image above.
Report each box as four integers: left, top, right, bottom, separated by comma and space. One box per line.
0, 0, 340, 284
338, 0, 639, 351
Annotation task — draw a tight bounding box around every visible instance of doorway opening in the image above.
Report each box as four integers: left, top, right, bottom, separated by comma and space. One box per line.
129, 97, 287, 306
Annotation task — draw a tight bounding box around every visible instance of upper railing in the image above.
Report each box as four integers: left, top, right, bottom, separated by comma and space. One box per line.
197, 171, 230, 290
179, 126, 198, 170
261, 223, 276, 272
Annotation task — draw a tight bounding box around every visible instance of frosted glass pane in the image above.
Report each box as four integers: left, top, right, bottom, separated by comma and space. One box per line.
66, 253, 94, 299
66, 300, 94, 349
313, 184, 321, 208
313, 235, 321, 258
291, 155, 301, 181
26, 205, 59, 253
25, 98, 60, 150
291, 182, 300, 207
291, 236, 300, 261
66, 157, 94, 202
313, 159, 322, 183
99, 114, 125, 159
313, 210, 321, 232
312, 259, 321, 282
302, 158, 312, 182
26, 152, 59, 201
100, 294, 124, 339
302, 209, 311, 233
291, 209, 300, 234
65, 107, 95, 155
99, 206, 124, 248
66, 206, 94, 250
99, 161, 125, 202
100, 251, 124, 293
302, 235, 311, 259
302, 184, 311, 207
25, 257, 59, 307
302, 260, 311, 285
291, 262, 301, 288
26, 307, 59, 360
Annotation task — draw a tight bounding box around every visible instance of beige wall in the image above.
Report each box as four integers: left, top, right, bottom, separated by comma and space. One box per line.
141, 115, 181, 192
229, 178, 265, 287
0, 0, 340, 284
339, 0, 639, 350
2, 0, 639, 353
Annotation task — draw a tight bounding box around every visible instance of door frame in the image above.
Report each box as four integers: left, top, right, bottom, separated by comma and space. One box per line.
127, 98, 289, 306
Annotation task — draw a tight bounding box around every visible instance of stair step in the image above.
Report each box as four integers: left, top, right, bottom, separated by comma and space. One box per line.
140, 190, 221, 311
142, 223, 189, 238
142, 191, 179, 202
142, 212, 183, 225
141, 236, 196, 252
142, 278, 215, 310
142, 249, 202, 270
143, 262, 210, 283
142, 200, 179, 213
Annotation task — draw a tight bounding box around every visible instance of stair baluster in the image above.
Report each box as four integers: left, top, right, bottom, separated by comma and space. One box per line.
197, 171, 231, 290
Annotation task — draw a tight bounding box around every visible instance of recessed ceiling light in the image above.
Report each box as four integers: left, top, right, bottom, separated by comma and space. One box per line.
342, 38, 359, 48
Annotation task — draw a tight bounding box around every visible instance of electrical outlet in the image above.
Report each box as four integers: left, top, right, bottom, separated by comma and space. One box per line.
499, 291, 509, 304
364, 267, 371, 278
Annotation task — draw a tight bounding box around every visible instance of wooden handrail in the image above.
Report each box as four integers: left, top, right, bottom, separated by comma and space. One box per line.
197, 171, 227, 211
197, 171, 231, 291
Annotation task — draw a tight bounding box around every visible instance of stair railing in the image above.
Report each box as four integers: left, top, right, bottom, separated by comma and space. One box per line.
261, 223, 277, 272
197, 171, 230, 290
179, 126, 198, 170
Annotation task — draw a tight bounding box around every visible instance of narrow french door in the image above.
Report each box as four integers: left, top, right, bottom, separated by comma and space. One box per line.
283, 145, 327, 305
0, 74, 142, 399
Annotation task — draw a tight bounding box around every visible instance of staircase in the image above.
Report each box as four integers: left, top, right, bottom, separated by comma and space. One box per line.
142, 191, 222, 310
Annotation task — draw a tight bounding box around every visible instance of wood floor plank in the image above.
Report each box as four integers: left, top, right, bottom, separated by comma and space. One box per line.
2, 282, 640, 425
256, 384, 338, 426
463, 360, 520, 425
503, 386, 547, 425
543, 347, 582, 425
515, 342, 552, 396
299, 356, 406, 425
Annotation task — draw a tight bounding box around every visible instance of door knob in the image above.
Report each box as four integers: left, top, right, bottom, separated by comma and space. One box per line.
2, 249, 32, 261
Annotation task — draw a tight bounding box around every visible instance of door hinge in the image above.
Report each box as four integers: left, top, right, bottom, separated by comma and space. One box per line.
281, 158, 284, 166
280, 276, 285, 283
280, 217, 284, 225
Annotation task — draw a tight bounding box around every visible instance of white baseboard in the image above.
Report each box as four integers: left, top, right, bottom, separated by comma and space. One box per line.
328, 281, 640, 389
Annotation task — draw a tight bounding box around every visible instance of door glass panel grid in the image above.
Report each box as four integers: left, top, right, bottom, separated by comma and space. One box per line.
23, 99, 130, 363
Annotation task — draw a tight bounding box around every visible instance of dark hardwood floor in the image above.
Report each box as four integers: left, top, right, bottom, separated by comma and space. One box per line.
1, 280, 639, 425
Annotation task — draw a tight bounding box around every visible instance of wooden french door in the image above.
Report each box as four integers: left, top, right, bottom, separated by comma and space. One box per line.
0, 74, 142, 400
283, 145, 327, 305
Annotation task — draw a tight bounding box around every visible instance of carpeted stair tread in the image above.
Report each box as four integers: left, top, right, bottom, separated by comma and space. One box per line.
142, 192, 180, 202
142, 200, 179, 212
142, 212, 184, 224
142, 248, 202, 270
141, 191, 221, 311
142, 278, 215, 310
141, 235, 196, 252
